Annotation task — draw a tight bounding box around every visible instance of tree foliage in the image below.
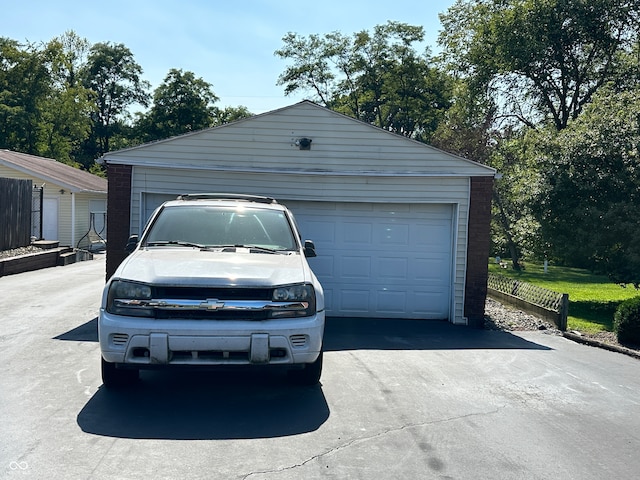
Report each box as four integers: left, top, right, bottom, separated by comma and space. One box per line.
81, 42, 150, 158
535, 86, 640, 284
276, 21, 452, 141
439, 0, 640, 130
0, 38, 51, 155
40, 32, 94, 165
437, 0, 640, 280
136, 69, 219, 142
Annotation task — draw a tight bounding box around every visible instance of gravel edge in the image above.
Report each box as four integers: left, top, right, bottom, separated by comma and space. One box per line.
0, 246, 43, 259
485, 297, 640, 359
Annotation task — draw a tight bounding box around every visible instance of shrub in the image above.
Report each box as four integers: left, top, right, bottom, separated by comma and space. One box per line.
614, 296, 640, 345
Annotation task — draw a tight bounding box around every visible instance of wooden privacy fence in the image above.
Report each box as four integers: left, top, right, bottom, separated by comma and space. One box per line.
0, 177, 33, 250
487, 273, 569, 331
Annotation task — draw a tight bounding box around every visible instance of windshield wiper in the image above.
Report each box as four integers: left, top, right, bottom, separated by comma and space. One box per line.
208, 244, 287, 254
146, 240, 206, 248
244, 245, 281, 254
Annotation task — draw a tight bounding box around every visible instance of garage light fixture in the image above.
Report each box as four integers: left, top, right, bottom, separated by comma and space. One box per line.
295, 137, 312, 150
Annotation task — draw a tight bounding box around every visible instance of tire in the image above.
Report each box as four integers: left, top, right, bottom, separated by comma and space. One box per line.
289, 351, 323, 386
101, 357, 139, 388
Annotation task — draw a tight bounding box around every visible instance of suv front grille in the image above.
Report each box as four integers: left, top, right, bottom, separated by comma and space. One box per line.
154, 286, 272, 301
149, 287, 274, 320
155, 309, 269, 321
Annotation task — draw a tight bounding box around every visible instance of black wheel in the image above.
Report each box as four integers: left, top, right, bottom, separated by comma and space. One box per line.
101, 357, 138, 388
289, 351, 323, 386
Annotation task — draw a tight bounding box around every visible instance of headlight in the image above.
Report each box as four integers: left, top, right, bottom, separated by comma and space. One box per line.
106, 280, 154, 317
270, 284, 316, 318
273, 284, 313, 302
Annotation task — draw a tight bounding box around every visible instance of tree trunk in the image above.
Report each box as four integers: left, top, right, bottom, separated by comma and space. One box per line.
493, 190, 522, 271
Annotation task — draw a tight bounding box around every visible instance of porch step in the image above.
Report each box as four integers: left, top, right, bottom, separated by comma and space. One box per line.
57, 248, 77, 266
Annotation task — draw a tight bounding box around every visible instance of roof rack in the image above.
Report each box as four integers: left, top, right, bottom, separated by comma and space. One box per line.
176, 193, 278, 204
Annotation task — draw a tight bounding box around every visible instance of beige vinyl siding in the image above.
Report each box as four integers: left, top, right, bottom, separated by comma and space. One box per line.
106, 103, 495, 177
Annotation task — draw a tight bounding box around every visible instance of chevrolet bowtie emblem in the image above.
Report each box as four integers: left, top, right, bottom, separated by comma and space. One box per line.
199, 299, 225, 310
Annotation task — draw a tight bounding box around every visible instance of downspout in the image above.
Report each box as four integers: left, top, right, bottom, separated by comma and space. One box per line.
71, 192, 76, 247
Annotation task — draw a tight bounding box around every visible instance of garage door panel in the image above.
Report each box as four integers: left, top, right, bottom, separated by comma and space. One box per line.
339, 289, 371, 313
377, 223, 410, 245
414, 223, 452, 247
301, 221, 335, 242
376, 290, 408, 314
341, 256, 372, 278
413, 291, 449, 316
378, 257, 409, 280
287, 201, 453, 319
311, 256, 334, 279
343, 222, 373, 243
413, 257, 450, 281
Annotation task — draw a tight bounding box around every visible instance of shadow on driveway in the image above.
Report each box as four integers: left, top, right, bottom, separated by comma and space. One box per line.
324, 317, 551, 352
78, 370, 329, 440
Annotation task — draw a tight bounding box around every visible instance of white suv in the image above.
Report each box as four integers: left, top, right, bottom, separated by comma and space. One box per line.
99, 194, 325, 387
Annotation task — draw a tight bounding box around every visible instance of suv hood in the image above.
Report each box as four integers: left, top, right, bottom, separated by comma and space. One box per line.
115, 249, 309, 287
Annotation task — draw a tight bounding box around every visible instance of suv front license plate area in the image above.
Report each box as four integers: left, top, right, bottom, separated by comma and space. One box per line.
126, 334, 291, 365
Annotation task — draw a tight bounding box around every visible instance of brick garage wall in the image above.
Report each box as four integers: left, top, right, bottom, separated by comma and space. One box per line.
464, 176, 494, 328
105, 163, 132, 280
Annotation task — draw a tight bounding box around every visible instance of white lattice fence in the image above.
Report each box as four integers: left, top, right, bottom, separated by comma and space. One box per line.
487, 273, 568, 330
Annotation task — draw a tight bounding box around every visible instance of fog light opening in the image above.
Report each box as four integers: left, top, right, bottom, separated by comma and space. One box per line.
132, 347, 150, 358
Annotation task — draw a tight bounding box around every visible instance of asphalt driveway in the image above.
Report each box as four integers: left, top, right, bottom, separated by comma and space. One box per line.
1, 256, 639, 479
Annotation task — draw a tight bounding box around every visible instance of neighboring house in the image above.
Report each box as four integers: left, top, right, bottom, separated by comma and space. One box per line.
99, 101, 496, 327
0, 150, 108, 249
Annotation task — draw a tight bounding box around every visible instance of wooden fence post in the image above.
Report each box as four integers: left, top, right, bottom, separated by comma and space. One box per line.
559, 294, 569, 332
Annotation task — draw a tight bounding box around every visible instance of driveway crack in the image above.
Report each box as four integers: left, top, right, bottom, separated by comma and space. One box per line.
241, 406, 504, 479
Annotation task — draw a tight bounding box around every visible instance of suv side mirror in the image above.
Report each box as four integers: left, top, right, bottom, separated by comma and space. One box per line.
125, 235, 139, 254
304, 240, 317, 258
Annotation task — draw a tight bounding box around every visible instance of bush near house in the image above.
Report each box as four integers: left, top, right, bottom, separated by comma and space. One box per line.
614, 297, 640, 345
488, 261, 639, 333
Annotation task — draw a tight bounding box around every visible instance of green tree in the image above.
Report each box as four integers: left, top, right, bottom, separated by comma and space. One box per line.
535, 86, 640, 284
39, 32, 94, 165
439, 0, 640, 130
136, 69, 219, 142
211, 105, 252, 126
275, 22, 452, 140
81, 42, 150, 157
438, 0, 640, 270
0, 38, 51, 154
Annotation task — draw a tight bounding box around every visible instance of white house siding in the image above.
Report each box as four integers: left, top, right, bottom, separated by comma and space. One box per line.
128, 166, 471, 323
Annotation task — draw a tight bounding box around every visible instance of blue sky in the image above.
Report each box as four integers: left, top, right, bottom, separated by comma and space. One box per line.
4, 0, 456, 114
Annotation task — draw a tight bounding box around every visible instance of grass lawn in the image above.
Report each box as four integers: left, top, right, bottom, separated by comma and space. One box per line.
488, 261, 640, 333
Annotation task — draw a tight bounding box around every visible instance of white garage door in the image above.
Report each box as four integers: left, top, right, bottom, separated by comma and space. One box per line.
285, 201, 453, 319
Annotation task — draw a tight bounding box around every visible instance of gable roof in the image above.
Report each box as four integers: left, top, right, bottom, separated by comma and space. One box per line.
0, 150, 107, 193
100, 101, 496, 177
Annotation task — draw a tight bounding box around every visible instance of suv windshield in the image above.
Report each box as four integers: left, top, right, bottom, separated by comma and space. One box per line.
144, 205, 298, 251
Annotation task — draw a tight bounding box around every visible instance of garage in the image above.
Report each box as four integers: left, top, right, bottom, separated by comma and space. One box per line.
101, 101, 495, 326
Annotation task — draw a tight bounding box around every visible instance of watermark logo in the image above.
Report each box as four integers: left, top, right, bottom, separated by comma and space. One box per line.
9, 461, 28, 470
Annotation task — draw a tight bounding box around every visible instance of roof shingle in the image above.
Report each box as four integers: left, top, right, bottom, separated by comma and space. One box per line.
0, 150, 107, 193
